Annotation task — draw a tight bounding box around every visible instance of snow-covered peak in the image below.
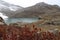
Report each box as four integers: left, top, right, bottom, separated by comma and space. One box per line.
0, 0, 23, 11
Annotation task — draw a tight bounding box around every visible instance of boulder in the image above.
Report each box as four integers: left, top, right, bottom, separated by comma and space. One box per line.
0, 17, 6, 25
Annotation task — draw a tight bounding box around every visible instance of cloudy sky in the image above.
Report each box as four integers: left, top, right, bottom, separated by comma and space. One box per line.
3, 0, 60, 7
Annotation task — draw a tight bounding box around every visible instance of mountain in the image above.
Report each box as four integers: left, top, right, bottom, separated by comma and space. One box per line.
0, 0, 23, 17
11, 2, 60, 18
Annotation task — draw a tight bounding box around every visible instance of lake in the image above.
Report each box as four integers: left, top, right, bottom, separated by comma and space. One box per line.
4, 18, 39, 24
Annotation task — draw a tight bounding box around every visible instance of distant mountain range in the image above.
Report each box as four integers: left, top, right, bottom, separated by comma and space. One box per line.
0, 0, 60, 18
10, 2, 60, 18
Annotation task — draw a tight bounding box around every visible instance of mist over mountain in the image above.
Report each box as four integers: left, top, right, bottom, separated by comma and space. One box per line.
0, 0, 23, 17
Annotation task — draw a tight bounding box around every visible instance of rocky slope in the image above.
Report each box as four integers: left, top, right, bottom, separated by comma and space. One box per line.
11, 2, 60, 18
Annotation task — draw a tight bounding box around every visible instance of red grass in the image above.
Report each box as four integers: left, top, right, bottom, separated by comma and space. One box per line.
0, 25, 60, 40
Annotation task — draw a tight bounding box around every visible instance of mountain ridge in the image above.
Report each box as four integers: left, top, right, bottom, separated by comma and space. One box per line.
11, 2, 60, 18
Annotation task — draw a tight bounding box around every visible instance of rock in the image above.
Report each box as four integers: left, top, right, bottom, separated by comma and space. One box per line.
53, 29, 59, 35
9, 23, 18, 26
0, 17, 6, 25
0, 17, 4, 22
48, 29, 59, 36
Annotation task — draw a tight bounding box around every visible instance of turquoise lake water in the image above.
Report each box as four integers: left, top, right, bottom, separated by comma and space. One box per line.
4, 18, 39, 24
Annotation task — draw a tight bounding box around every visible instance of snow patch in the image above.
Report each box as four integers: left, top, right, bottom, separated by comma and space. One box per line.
0, 12, 8, 19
